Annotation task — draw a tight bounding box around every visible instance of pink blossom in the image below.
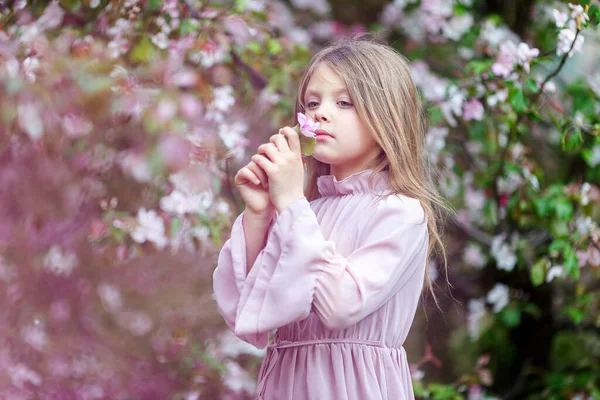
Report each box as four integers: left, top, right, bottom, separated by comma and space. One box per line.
515, 42, 539, 73
463, 98, 484, 121
296, 112, 320, 138
180, 94, 203, 119
37, 1, 65, 31
492, 41, 516, 77
223, 16, 251, 46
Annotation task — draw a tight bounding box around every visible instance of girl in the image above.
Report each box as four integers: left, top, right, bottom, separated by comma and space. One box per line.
213, 33, 449, 400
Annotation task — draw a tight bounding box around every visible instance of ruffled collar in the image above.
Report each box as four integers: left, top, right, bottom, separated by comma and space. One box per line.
317, 169, 390, 197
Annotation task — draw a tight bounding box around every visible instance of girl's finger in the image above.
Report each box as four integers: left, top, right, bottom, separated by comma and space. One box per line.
269, 133, 290, 153
251, 154, 275, 175
240, 167, 261, 186
257, 143, 282, 163
247, 160, 268, 188
279, 127, 301, 154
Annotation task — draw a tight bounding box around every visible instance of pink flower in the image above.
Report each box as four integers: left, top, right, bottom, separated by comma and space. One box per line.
463, 98, 484, 121
296, 112, 320, 138
492, 41, 516, 77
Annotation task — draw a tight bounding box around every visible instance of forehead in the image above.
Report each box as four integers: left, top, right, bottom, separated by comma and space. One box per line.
305, 63, 347, 94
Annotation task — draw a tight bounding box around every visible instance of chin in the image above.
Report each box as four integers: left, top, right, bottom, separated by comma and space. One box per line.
311, 150, 335, 165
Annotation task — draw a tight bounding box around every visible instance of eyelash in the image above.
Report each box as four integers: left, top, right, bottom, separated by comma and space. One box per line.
305, 100, 353, 109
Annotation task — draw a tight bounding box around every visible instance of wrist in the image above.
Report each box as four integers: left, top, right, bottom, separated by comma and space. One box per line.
275, 194, 305, 213
244, 208, 275, 223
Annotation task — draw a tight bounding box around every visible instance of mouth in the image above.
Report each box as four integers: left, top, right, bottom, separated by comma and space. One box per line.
315, 129, 333, 137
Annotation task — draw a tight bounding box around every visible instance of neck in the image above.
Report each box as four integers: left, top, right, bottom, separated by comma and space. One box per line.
329, 152, 382, 181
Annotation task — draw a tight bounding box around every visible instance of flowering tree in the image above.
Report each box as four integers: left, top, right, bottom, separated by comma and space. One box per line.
0, 1, 312, 398
374, 1, 600, 399
1, 0, 599, 399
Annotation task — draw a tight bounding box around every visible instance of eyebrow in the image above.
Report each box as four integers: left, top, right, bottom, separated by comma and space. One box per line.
304, 88, 349, 98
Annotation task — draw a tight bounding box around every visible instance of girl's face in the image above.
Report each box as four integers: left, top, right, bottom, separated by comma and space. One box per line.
303, 63, 382, 180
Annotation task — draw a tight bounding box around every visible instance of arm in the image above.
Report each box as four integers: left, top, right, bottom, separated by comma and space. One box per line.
243, 210, 276, 275
233, 195, 429, 335
212, 210, 278, 348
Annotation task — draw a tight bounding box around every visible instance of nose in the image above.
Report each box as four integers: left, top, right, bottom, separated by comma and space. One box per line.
313, 108, 329, 123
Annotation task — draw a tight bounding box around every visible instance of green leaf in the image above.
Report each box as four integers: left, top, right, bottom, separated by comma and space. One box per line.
550, 219, 570, 238
427, 106, 444, 125
180, 18, 200, 35
235, 0, 248, 12
147, 0, 161, 11
78, 75, 112, 94
588, 5, 600, 26
564, 307, 585, 324
501, 307, 521, 327
530, 258, 547, 286
533, 197, 551, 218
129, 36, 159, 63
554, 198, 573, 220
522, 302, 542, 319
509, 88, 528, 112
170, 218, 182, 237
246, 40, 262, 54
525, 78, 540, 94
59, 0, 81, 12
465, 59, 494, 75
298, 132, 316, 156
563, 246, 580, 280
561, 128, 584, 152
266, 38, 282, 55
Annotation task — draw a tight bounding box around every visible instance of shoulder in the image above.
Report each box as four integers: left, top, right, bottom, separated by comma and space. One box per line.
372, 194, 427, 225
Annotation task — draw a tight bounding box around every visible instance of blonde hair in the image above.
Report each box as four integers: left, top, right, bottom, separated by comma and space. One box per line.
295, 33, 454, 303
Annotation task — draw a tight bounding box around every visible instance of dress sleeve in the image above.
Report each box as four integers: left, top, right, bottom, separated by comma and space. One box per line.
212, 210, 278, 349
215, 195, 429, 339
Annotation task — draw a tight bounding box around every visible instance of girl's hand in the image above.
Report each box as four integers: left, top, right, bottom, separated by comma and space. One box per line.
252, 127, 305, 213
234, 159, 275, 219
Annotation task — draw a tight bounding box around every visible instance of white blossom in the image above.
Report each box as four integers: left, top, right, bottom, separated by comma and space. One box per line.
467, 298, 487, 340
97, 283, 123, 311
464, 244, 487, 269
580, 182, 591, 205
491, 234, 518, 271
189, 45, 228, 68
43, 245, 79, 276
486, 283, 510, 312
245, 0, 266, 12
223, 360, 256, 394
160, 190, 214, 215
568, 3, 589, 24
587, 145, 600, 167
557, 27, 584, 57
18, 103, 44, 140
130, 208, 168, 249
574, 215, 594, 236
426, 127, 449, 164
546, 265, 564, 282
9, 364, 42, 389
218, 121, 249, 150
442, 14, 474, 41
23, 56, 40, 83
151, 32, 169, 49
21, 323, 48, 351
553, 9, 569, 28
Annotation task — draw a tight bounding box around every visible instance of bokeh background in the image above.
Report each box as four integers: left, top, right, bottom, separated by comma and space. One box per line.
1, 0, 599, 399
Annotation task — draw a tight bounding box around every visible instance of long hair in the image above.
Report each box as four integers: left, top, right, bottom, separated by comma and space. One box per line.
294, 33, 454, 303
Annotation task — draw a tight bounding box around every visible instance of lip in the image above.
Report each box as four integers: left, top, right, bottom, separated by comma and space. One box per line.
315, 129, 333, 137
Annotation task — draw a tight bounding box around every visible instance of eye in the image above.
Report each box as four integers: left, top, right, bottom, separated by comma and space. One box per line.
306, 101, 319, 108
338, 100, 353, 107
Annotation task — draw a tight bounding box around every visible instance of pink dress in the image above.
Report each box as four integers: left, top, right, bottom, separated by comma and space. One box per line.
213, 169, 428, 400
